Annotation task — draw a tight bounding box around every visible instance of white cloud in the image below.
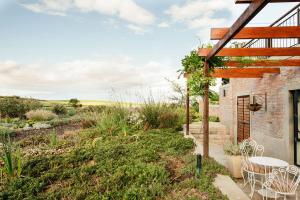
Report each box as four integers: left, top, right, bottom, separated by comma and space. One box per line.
21, 0, 156, 26
158, 22, 170, 28
165, 0, 241, 41
127, 24, 147, 35
0, 57, 178, 100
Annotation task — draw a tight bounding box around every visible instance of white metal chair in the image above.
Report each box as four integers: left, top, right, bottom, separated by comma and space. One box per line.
261, 165, 300, 200
240, 139, 266, 198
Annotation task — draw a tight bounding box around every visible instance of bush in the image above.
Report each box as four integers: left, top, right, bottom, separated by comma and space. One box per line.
139, 98, 185, 130
223, 142, 241, 156
52, 104, 67, 115
139, 100, 166, 129
96, 106, 130, 135
198, 115, 220, 122
209, 116, 220, 122
67, 108, 77, 116
25, 110, 57, 121
158, 111, 179, 129
69, 98, 81, 108
80, 105, 107, 113
0, 96, 42, 118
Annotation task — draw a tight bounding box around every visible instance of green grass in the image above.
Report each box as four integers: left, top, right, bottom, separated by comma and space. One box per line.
42, 100, 140, 107
0, 128, 228, 200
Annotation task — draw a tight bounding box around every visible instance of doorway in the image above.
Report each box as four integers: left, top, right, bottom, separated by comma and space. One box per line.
292, 90, 300, 167
237, 95, 251, 143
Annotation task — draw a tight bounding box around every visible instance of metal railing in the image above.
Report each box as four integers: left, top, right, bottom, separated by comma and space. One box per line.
243, 3, 300, 49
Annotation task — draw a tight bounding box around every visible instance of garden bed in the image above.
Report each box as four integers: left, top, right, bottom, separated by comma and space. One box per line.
0, 128, 229, 200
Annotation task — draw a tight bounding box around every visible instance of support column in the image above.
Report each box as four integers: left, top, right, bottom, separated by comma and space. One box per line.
203, 61, 210, 158
185, 81, 190, 135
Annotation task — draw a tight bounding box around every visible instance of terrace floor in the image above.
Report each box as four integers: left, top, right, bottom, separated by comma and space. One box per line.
186, 133, 300, 200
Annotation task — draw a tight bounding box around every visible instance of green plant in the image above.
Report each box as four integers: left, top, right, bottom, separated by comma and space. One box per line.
25, 109, 57, 121
50, 130, 58, 147
0, 96, 42, 118
69, 98, 81, 108
179, 49, 225, 98
1, 138, 22, 179
67, 107, 77, 116
0, 128, 15, 141
209, 116, 220, 122
223, 142, 241, 156
52, 104, 67, 115
139, 98, 167, 129
96, 106, 130, 135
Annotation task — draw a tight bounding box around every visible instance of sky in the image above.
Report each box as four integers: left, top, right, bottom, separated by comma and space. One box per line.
0, 0, 298, 101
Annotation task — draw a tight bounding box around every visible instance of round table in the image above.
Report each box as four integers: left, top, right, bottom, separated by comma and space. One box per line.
248, 156, 289, 198
249, 156, 289, 168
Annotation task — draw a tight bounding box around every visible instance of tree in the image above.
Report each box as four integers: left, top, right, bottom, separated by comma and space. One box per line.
69, 98, 81, 108
165, 78, 185, 106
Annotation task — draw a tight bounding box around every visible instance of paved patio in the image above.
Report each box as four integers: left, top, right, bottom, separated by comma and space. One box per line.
186, 133, 300, 200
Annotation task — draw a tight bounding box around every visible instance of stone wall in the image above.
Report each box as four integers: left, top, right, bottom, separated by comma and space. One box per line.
218, 67, 300, 163
198, 99, 220, 117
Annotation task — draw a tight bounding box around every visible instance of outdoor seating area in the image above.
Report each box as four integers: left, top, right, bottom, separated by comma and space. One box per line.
239, 139, 300, 200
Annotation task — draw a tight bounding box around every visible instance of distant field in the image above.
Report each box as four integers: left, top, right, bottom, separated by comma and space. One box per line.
42, 100, 140, 107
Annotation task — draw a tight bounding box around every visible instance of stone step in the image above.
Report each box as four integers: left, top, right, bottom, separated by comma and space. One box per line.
214, 175, 250, 200
194, 134, 230, 145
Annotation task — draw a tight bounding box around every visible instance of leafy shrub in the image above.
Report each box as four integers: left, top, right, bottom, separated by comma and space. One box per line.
223, 142, 241, 156
80, 105, 107, 113
139, 99, 166, 129
69, 98, 81, 108
67, 107, 77, 116
25, 109, 57, 121
139, 99, 185, 130
198, 115, 220, 122
209, 116, 220, 122
0, 96, 41, 118
52, 104, 67, 115
96, 106, 130, 135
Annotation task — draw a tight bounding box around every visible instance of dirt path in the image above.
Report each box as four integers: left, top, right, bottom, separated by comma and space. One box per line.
13, 123, 82, 141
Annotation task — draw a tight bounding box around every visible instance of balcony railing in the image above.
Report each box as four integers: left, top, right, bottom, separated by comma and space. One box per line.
243, 3, 300, 49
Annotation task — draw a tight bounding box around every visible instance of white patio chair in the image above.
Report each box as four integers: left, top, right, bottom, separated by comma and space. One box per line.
240, 139, 264, 185
240, 139, 267, 198
260, 165, 300, 200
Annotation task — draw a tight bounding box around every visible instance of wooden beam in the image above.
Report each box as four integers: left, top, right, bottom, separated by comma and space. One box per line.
236, 0, 300, 4
199, 47, 300, 57
211, 26, 300, 40
206, 0, 270, 60
212, 68, 280, 78
203, 61, 209, 158
225, 59, 300, 67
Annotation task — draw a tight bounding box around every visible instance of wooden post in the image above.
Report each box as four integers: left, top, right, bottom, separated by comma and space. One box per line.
186, 81, 190, 135
203, 61, 210, 158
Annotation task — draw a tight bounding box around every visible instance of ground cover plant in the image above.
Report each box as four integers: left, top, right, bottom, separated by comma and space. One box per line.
0, 103, 228, 200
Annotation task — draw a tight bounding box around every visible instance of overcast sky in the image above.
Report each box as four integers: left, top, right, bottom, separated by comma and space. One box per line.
0, 0, 298, 101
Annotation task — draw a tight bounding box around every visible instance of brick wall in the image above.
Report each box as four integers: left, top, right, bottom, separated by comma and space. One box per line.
219, 67, 300, 163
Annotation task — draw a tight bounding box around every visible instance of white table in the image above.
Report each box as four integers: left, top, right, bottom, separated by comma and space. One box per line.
248, 156, 289, 199
249, 156, 289, 168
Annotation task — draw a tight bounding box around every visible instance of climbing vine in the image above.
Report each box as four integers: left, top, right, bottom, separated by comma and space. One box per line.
179, 47, 226, 97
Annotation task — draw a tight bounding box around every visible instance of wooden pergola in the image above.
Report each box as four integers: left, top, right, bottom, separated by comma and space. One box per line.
186, 0, 300, 158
